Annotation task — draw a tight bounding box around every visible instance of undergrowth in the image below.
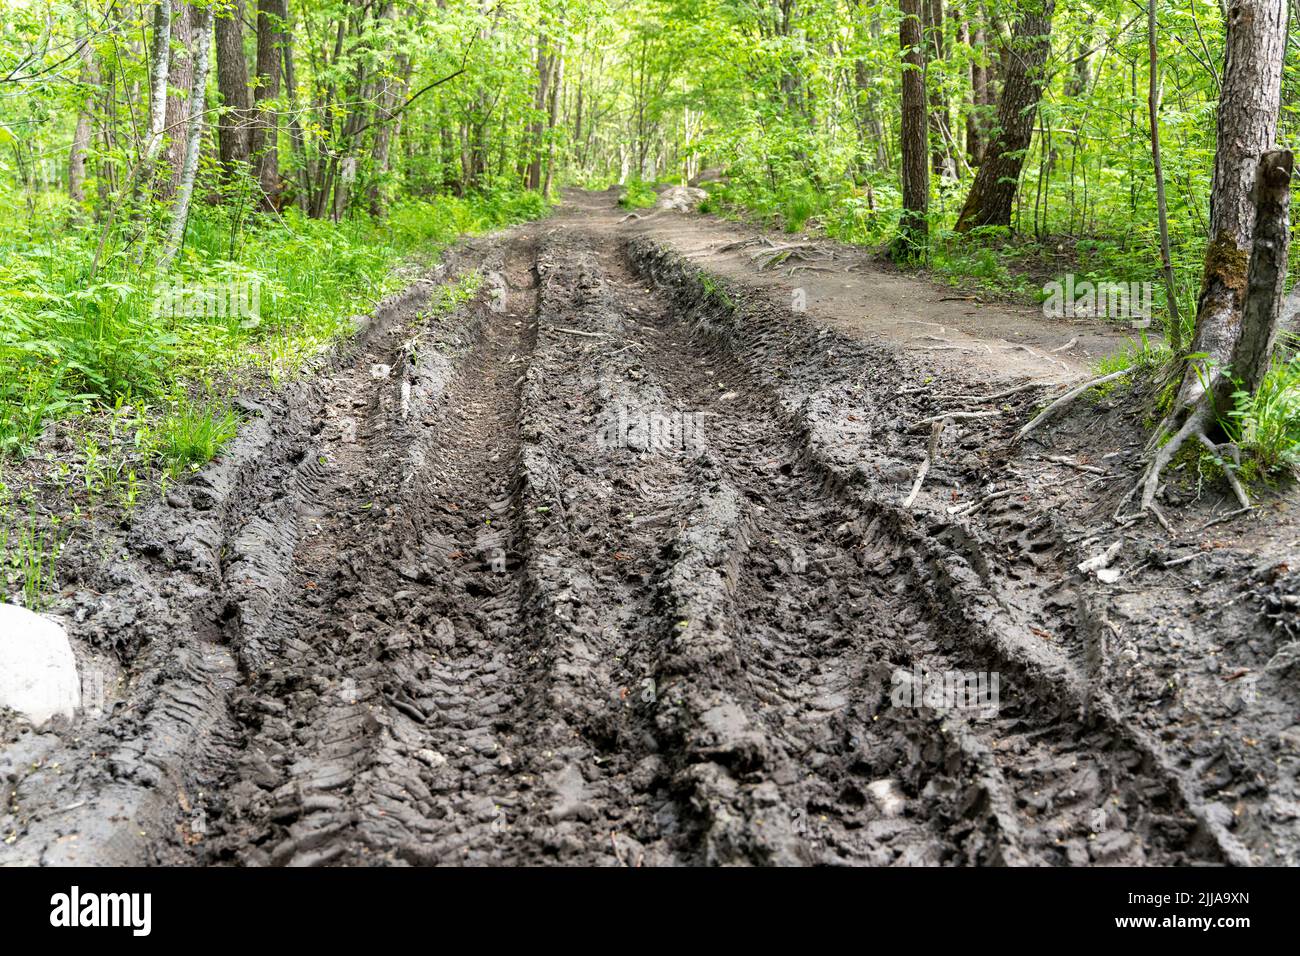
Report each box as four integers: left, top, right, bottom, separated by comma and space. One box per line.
0, 188, 547, 607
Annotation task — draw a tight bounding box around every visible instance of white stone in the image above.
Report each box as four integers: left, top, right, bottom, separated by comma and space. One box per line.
656, 186, 707, 212
0, 604, 80, 724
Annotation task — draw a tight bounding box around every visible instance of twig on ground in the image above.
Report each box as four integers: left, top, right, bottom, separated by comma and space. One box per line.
932, 381, 1054, 403
903, 417, 947, 508
1043, 454, 1107, 475
1197, 506, 1255, 532
947, 488, 1016, 516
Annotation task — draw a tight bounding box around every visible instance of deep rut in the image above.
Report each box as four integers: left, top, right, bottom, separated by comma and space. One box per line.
0, 217, 1248, 867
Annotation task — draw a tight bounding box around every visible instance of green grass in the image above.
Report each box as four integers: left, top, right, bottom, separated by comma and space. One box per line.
0, 495, 62, 611
1094, 334, 1173, 379
1223, 351, 1300, 482
618, 180, 658, 209
0, 187, 547, 610
156, 402, 242, 480
0, 188, 548, 460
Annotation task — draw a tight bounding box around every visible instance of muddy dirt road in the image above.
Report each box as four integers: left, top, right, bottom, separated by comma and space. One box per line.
3, 192, 1297, 866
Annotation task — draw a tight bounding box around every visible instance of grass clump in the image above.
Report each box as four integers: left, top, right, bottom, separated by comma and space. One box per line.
156, 402, 242, 480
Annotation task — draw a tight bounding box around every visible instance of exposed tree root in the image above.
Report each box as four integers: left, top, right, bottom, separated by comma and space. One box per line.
1016, 368, 1133, 440
1122, 396, 1250, 530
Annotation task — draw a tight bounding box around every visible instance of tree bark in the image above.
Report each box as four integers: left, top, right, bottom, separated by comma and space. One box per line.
924, 0, 952, 177
895, 0, 930, 259
68, 34, 98, 207
528, 31, 554, 191
215, 0, 252, 175
250, 0, 286, 210
954, 0, 1054, 233
141, 0, 173, 178
1147, 0, 1182, 351
1174, 0, 1287, 409
1228, 150, 1293, 399
160, 5, 213, 271
966, 17, 987, 163
159, 0, 195, 198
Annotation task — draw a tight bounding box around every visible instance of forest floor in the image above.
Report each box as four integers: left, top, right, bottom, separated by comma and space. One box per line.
2, 188, 1299, 866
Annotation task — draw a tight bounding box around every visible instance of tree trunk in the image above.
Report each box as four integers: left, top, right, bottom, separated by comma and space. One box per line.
368, 54, 411, 216
1174, 0, 1287, 409
160, 6, 213, 271
1228, 150, 1293, 399
954, 0, 1054, 233
924, 0, 952, 178
541, 40, 566, 196
1147, 0, 1182, 351
159, 0, 195, 198
895, 0, 930, 260
250, 0, 286, 210
1133, 2, 1289, 515
142, 0, 173, 178
966, 18, 986, 163
68, 35, 98, 208
282, 26, 310, 213
215, 0, 252, 174
527, 32, 553, 191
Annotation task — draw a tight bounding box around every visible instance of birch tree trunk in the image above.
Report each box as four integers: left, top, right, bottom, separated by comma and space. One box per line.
160, 5, 213, 271
141, 0, 173, 179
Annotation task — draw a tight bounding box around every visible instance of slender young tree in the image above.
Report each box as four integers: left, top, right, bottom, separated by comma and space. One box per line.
68, 29, 98, 208
160, 5, 213, 271
1147, 0, 1181, 352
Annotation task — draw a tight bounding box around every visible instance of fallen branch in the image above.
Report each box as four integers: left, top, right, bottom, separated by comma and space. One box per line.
903, 417, 947, 508
1043, 454, 1107, 475
947, 488, 1016, 517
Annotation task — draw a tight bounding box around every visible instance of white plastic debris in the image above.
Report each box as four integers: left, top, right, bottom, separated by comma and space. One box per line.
866, 778, 906, 818
1078, 540, 1123, 576
0, 603, 81, 725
